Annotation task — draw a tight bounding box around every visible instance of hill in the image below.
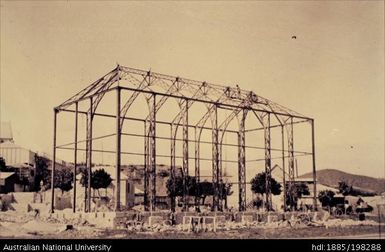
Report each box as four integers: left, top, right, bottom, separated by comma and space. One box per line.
300, 169, 385, 194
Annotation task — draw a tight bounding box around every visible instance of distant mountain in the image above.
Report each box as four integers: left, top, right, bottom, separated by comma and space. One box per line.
300, 169, 385, 194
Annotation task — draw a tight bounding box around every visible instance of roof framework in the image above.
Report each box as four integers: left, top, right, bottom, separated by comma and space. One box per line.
51, 65, 317, 213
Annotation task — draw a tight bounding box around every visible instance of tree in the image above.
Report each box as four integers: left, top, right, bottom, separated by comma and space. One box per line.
91, 169, 112, 197
318, 190, 335, 208
0, 157, 7, 172
166, 177, 232, 210
197, 181, 214, 205
166, 175, 197, 197
166, 175, 197, 210
34, 154, 50, 191
54, 168, 74, 194
338, 181, 353, 196
250, 172, 282, 210
286, 182, 310, 210
250, 172, 282, 195
81, 168, 112, 197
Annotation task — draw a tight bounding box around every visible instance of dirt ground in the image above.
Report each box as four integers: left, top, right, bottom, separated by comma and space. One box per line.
95, 225, 382, 239
1, 210, 383, 239
5, 225, 381, 239
1, 220, 382, 239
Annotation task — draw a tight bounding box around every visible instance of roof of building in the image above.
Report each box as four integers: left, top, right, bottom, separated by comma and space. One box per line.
271, 164, 318, 183
57, 66, 311, 121
7, 163, 34, 169
0, 172, 15, 180
0, 141, 22, 149
0, 122, 13, 141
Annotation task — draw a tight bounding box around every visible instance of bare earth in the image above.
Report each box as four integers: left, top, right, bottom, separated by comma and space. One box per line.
1, 210, 383, 239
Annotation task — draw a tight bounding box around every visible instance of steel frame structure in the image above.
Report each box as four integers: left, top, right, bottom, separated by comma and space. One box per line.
51, 65, 317, 213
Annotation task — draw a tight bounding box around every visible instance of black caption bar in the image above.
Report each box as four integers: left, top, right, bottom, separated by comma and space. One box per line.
0, 239, 383, 252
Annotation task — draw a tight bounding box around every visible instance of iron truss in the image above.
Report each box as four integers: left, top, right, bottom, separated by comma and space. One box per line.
51, 65, 317, 213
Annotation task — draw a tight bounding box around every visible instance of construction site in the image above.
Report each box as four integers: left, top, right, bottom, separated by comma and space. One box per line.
1, 65, 384, 239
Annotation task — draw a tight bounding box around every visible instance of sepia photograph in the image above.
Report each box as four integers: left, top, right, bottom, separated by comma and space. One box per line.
0, 0, 384, 246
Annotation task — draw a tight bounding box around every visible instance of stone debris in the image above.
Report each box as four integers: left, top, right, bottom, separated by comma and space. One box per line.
0, 198, 382, 238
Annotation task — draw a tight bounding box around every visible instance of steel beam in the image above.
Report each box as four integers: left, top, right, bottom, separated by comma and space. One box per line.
148, 94, 157, 211
119, 71, 149, 130
251, 110, 272, 211
84, 115, 88, 212
50, 109, 57, 213
86, 97, 93, 212
245, 119, 309, 133
194, 126, 200, 211
59, 108, 241, 135
115, 88, 121, 211
212, 105, 220, 211
170, 124, 176, 212
286, 118, 295, 183
264, 113, 272, 211
311, 119, 317, 211
238, 109, 247, 211
281, 125, 287, 211
58, 68, 118, 110
119, 86, 313, 121
144, 121, 149, 211
73, 103, 78, 213
182, 99, 189, 211
90, 71, 119, 116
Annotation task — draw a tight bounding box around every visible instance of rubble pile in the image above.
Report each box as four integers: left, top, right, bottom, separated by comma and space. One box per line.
324, 219, 378, 229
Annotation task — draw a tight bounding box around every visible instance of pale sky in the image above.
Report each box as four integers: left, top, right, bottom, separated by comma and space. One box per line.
0, 1, 384, 178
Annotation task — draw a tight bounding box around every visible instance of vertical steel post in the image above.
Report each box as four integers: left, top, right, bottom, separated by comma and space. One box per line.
182, 100, 189, 211
264, 113, 272, 211
281, 125, 287, 211
170, 124, 176, 212
149, 94, 157, 211
86, 97, 93, 212
218, 138, 223, 211
212, 105, 219, 211
73, 103, 78, 213
144, 121, 149, 211
286, 117, 295, 210
84, 115, 88, 212
194, 127, 200, 211
238, 109, 247, 211
115, 87, 121, 211
50, 109, 58, 213
311, 119, 317, 210
288, 117, 295, 183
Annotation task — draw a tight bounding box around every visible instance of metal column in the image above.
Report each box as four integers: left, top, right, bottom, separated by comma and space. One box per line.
212, 105, 219, 211
238, 109, 247, 211
286, 117, 295, 210
115, 88, 121, 211
311, 119, 317, 210
84, 115, 88, 212
281, 125, 287, 211
86, 97, 93, 212
50, 109, 58, 213
170, 124, 176, 212
144, 121, 149, 211
264, 113, 272, 211
194, 127, 200, 211
149, 94, 157, 211
287, 118, 295, 183
182, 100, 189, 211
73, 103, 78, 213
